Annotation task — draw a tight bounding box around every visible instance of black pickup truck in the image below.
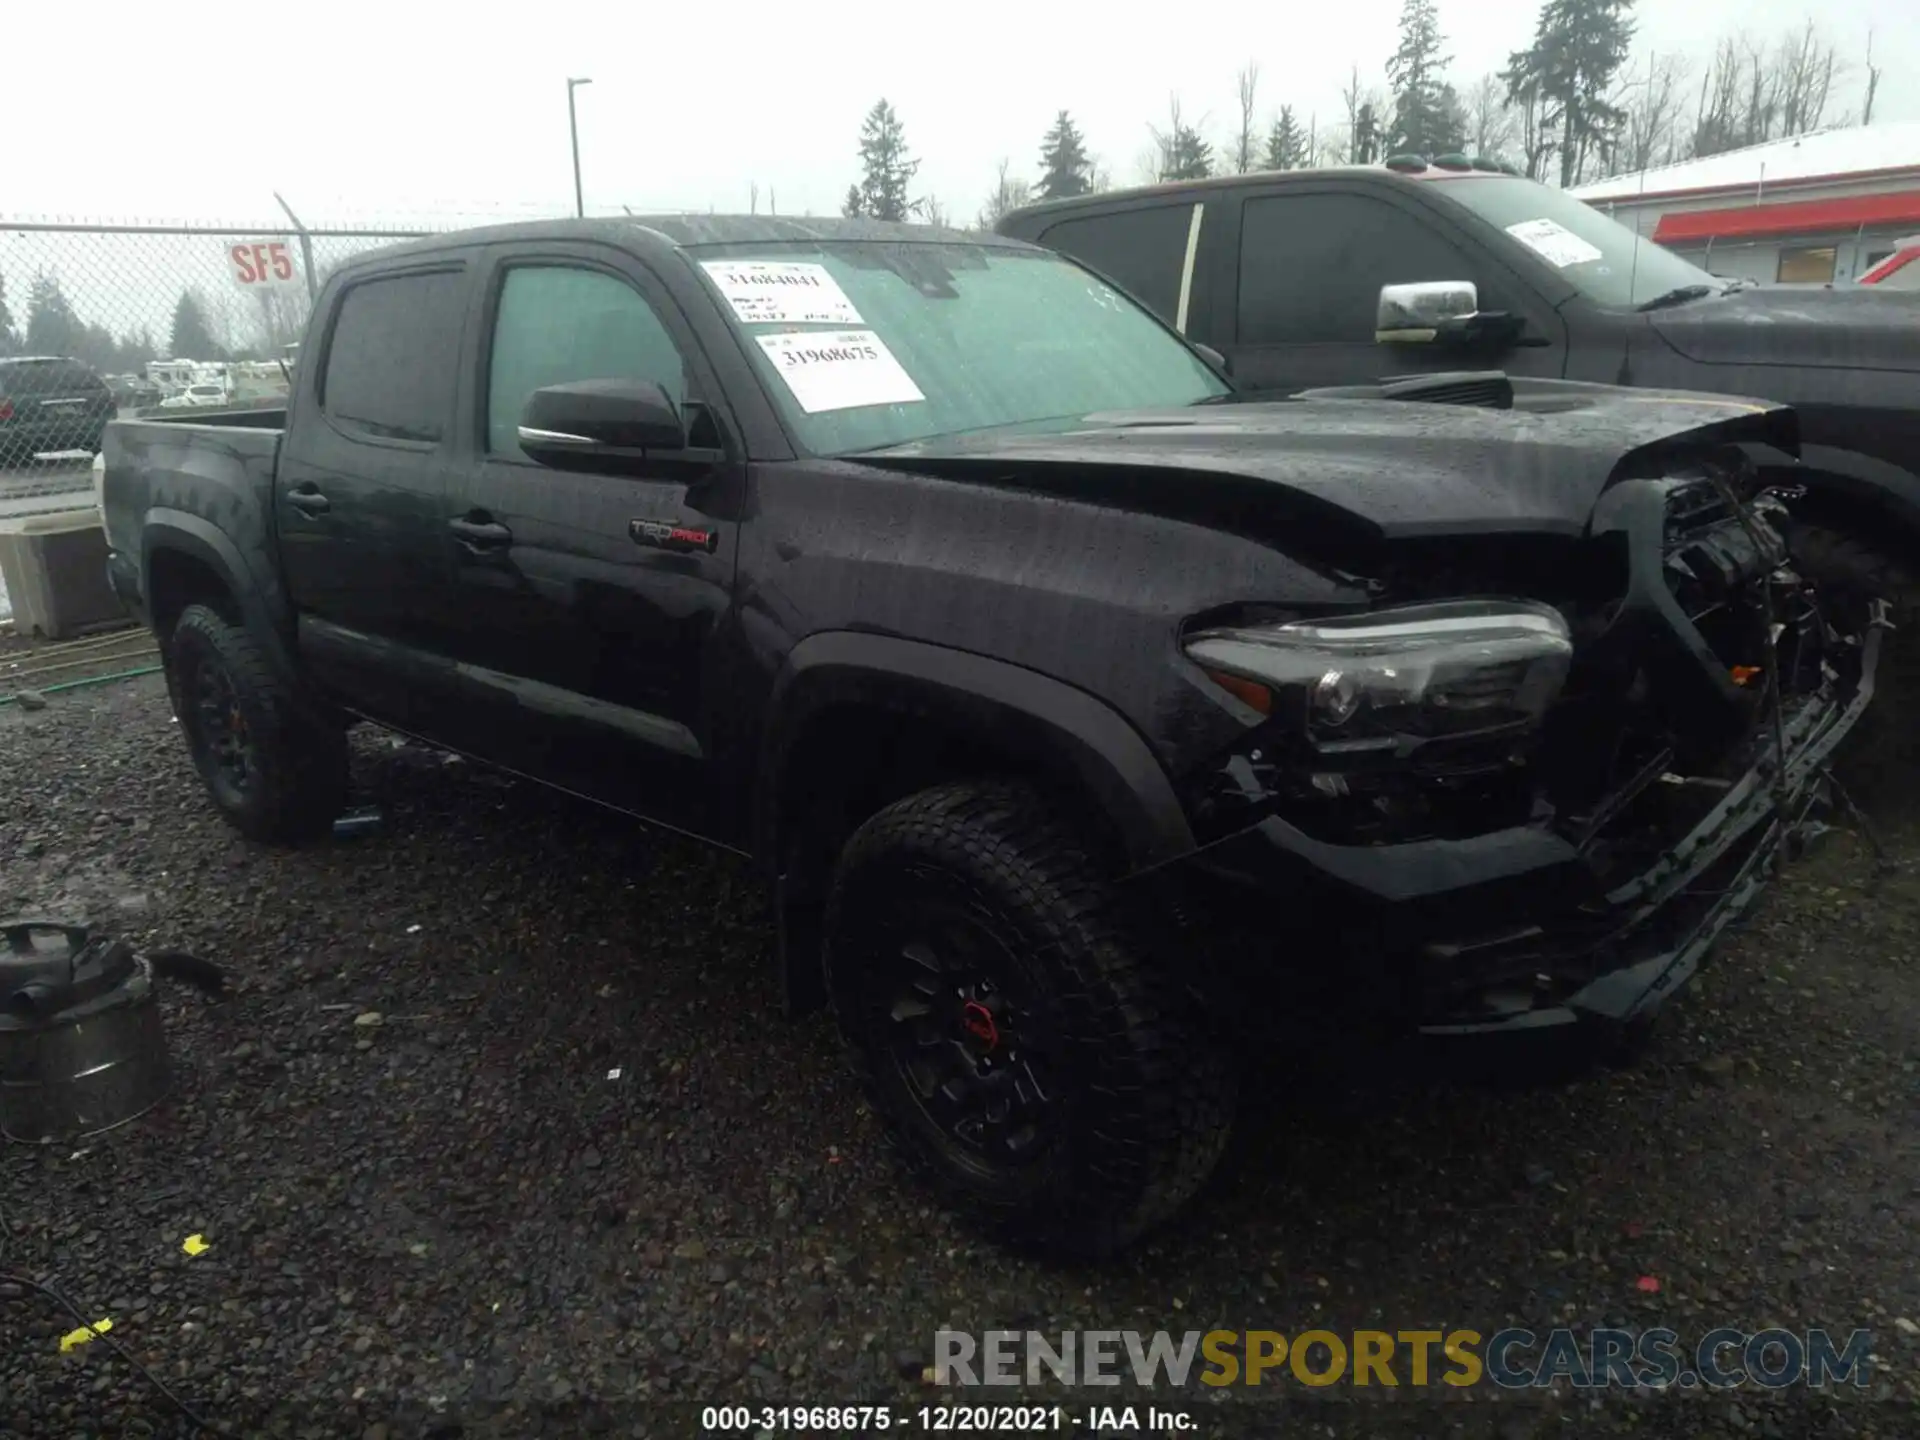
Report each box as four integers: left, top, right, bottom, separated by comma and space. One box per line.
998, 161, 1920, 613
101, 216, 1880, 1254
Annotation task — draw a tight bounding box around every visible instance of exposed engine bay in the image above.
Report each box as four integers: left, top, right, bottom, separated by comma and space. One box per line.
1175, 444, 1883, 1032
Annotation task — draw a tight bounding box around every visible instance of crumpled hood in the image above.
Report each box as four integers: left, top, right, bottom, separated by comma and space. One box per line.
1651, 286, 1920, 374
854, 381, 1796, 558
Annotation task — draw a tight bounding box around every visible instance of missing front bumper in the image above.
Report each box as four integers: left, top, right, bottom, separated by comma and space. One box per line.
1418, 614, 1884, 1035
1166, 613, 1884, 1038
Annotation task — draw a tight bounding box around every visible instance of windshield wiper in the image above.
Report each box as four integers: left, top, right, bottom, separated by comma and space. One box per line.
1636, 283, 1717, 312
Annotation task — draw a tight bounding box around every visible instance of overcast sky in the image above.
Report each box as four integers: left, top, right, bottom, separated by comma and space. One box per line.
8, 0, 1917, 229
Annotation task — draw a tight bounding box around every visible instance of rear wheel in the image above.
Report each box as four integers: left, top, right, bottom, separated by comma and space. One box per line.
168, 603, 347, 843
824, 781, 1234, 1257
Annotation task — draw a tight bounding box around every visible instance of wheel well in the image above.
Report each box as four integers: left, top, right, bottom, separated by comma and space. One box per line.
148, 548, 238, 639
1779, 467, 1920, 560
769, 698, 1130, 1014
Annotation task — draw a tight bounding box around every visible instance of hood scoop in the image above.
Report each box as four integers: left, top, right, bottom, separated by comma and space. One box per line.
1297, 370, 1517, 411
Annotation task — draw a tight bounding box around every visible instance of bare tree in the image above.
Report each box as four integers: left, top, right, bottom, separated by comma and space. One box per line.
1340, 67, 1363, 164
1862, 29, 1882, 124
975, 158, 1033, 230
1689, 25, 1848, 158
1234, 63, 1261, 173
1465, 73, 1516, 159
1337, 66, 1390, 166
1315, 121, 1348, 167
1614, 51, 1691, 176
1774, 20, 1842, 135
916, 196, 951, 228
1503, 62, 1557, 181
1690, 37, 1745, 157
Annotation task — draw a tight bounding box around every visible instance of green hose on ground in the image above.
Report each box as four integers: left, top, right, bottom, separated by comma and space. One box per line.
0, 665, 164, 707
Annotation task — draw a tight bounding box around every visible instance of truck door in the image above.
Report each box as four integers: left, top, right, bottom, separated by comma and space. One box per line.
1212, 186, 1568, 395
438, 248, 745, 844
275, 261, 474, 735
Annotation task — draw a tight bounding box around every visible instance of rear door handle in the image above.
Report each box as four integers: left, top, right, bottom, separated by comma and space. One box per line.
287, 485, 330, 516
449, 515, 512, 551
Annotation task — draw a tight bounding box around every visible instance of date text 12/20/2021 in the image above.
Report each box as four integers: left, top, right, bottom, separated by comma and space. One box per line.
700, 1406, 1197, 1432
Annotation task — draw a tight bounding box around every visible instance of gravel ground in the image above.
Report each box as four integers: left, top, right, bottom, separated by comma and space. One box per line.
2, 671, 1918, 1440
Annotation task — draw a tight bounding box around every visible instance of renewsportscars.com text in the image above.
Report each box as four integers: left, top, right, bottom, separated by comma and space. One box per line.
934, 1327, 1874, 1390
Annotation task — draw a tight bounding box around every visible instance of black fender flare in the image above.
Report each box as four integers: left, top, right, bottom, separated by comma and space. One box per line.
754, 630, 1198, 877
755, 632, 1199, 1016
141, 509, 298, 684
1741, 440, 1920, 556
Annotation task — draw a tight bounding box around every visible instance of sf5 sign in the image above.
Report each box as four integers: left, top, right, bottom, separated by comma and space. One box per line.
227, 239, 300, 290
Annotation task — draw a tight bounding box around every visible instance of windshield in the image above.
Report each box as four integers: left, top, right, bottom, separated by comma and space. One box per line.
688, 240, 1228, 455
1432, 175, 1722, 309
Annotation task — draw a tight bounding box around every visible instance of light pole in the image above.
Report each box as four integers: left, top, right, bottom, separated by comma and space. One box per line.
567, 77, 592, 217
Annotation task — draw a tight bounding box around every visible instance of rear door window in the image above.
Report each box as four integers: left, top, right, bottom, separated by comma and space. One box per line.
1037, 204, 1196, 325
321, 269, 466, 444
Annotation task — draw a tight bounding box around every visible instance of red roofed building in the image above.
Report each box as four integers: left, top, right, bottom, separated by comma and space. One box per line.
1568, 123, 1920, 286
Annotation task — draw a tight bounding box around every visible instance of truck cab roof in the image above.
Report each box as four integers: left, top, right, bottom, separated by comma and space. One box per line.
336, 214, 1027, 279
1002, 159, 1528, 228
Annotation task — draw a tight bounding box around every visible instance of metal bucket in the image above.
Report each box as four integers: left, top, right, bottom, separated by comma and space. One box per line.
0, 921, 173, 1144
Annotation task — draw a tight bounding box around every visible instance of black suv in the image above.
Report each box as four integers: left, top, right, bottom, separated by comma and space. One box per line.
998, 162, 1920, 611
0, 356, 116, 467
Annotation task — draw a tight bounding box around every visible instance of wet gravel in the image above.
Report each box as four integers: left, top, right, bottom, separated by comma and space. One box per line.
2, 673, 1917, 1439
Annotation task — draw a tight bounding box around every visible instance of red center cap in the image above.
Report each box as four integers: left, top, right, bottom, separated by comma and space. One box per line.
960, 1000, 999, 1049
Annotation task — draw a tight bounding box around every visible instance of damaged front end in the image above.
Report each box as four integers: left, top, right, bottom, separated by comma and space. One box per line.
1167, 453, 1884, 1035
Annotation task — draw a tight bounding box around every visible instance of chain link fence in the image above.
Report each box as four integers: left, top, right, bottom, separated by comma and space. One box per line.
0, 217, 465, 478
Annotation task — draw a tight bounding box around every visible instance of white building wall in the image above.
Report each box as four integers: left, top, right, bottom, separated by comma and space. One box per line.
1586, 174, 1920, 283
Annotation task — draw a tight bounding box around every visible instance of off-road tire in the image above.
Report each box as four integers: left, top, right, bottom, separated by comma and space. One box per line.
823, 780, 1235, 1257
168, 603, 348, 843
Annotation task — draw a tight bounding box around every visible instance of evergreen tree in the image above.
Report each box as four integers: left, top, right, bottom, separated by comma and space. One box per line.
852, 99, 918, 222
0, 270, 16, 355
1504, 0, 1635, 186
25, 272, 84, 357
1036, 111, 1093, 200
842, 183, 865, 219
169, 289, 223, 360
1263, 107, 1309, 170
1386, 0, 1453, 154
1432, 82, 1471, 153
1161, 128, 1213, 180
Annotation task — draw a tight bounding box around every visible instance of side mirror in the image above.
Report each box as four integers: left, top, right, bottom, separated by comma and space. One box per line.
1191, 341, 1232, 376
1376, 281, 1481, 344
519, 379, 685, 469
1376, 281, 1532, 350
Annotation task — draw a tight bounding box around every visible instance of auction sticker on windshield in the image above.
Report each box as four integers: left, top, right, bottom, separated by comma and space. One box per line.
756, 330, 925, 413
1504, 218, 1605, 268
702, 261, 864, 325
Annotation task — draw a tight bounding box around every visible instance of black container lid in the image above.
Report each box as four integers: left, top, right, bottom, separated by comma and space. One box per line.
0, 922, 139, 1031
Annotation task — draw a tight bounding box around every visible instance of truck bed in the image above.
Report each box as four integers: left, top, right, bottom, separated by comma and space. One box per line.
99, 413, 290, 639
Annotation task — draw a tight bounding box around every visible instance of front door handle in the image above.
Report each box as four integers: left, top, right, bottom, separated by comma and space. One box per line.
449, 515, 512, 551
287, 485, 331, 516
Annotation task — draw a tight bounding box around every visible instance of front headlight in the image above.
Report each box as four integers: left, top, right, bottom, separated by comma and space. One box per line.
1185, 599, 1573, 746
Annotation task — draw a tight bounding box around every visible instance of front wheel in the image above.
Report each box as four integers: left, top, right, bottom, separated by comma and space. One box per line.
168, 603, 348, 843
823, 781, 1235, 1257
